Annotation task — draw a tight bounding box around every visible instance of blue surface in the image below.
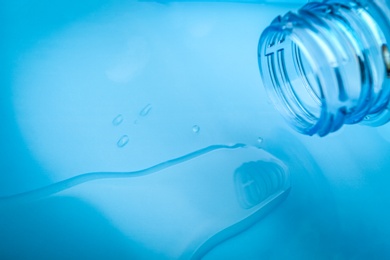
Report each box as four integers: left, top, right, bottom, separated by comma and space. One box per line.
1, 0, 390, 259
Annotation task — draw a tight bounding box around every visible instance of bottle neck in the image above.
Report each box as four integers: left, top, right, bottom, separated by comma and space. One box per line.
258, 0, 390, 136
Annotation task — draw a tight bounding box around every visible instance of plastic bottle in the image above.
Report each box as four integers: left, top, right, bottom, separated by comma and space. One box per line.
258, 0, 390, 136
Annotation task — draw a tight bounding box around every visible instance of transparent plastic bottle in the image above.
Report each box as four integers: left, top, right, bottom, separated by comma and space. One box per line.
258, 0, 390, 136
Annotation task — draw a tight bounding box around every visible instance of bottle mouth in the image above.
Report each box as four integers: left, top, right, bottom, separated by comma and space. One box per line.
258, 1, 390, 136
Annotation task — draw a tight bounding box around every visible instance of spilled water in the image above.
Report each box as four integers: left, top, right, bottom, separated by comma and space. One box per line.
0, 143, 246, 204
0, 142, 291, 259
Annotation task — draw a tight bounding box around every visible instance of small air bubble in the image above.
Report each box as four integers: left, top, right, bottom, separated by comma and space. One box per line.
364, 116, 370, 120
257, 137, 264, 143
112, 114, 124, 126
139, 103, 152, 117
192, 125, 200, 133
117, 135, 129, 148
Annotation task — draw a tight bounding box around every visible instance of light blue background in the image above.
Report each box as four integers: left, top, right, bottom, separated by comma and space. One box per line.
1, 0, 390, 259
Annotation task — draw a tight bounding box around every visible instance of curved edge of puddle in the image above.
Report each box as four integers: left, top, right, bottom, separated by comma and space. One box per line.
0, 143, 246, 204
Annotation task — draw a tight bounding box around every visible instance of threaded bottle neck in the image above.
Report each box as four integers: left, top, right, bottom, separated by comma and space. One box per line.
258, 0, 390, 136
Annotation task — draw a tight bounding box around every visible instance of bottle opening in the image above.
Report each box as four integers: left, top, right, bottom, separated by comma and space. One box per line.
258, 0, 390, 136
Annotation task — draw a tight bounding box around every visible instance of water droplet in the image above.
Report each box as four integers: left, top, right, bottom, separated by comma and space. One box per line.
192, 125, 200, 133
364, 115, 370, 120
117, 135, 129, 148
112, 114, 124, 126
139, 104, 152, 117
257, 137, 264, 143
